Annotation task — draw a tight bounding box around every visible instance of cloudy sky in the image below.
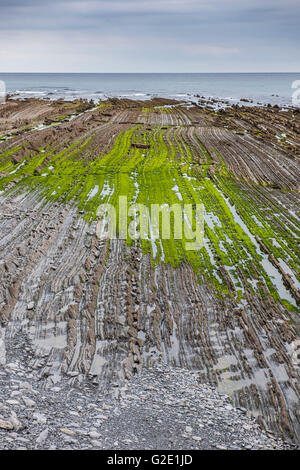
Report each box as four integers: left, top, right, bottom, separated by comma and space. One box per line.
0, 0, 299, 72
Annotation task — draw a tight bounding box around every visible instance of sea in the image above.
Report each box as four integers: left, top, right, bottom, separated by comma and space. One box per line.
1, 73, 299, 107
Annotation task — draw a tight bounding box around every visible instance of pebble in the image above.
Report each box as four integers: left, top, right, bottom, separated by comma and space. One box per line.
36, 428, 49, 445
22, 397, 36, 408
6, 399, 20, 406
90, 439, 102, 447
9, 411, 23, 431
89, 431, 101, 439
0, 419, 13, 430
60, 428, 76, 436
33, 412, 47, 425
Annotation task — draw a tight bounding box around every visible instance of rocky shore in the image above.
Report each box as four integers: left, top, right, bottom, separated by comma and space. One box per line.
0, 331, 294, 450
0, 97, 299, 448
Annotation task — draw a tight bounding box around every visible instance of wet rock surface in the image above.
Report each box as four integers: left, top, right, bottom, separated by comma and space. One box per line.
0, 332, 294, 450
0, 97, 299, 446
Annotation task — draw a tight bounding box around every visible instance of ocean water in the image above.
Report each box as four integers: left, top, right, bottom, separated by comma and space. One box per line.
1, 73, 299, 106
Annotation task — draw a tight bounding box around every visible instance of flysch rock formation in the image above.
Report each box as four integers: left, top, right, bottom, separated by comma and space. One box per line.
0, 97, 299, 447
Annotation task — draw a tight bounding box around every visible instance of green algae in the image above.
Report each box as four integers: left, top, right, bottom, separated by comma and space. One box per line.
0, 120, 299, 310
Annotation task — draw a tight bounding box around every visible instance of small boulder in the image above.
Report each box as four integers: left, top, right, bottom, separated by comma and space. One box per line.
0, 419, 14, 430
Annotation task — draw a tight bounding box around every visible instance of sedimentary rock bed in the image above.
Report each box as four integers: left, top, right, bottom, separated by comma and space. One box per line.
0, 98, 299, 443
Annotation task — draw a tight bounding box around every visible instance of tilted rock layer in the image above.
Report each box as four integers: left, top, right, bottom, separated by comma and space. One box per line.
0, 97, 299, 443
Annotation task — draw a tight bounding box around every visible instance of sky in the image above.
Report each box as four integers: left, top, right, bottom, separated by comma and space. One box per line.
0, 0, 299, 72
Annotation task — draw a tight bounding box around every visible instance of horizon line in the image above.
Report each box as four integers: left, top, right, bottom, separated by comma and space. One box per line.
1, 71, 300, 75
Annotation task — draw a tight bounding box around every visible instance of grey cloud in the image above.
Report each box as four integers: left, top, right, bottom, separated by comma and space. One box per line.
0, 0, 299, 72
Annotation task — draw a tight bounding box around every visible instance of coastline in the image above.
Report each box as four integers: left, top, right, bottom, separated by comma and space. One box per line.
0, 95, 299, 448
2, 72, 299, 109
5, 92, 298, 111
